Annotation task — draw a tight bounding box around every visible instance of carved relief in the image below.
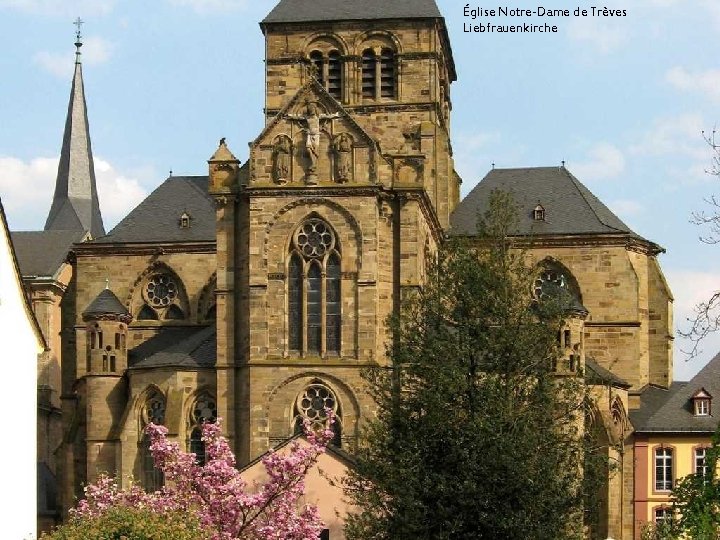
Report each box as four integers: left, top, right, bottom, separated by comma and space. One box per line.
332, 133, 353, 183
286, 97, 339, 185
272, 135, 292, 185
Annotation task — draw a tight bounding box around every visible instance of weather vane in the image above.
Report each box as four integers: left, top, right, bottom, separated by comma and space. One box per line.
74, 17, 84, 59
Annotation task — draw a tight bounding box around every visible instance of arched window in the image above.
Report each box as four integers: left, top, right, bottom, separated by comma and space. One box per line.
309, 49, 343, 100
137, 272, 188, 321
362, 47, 396, 100
294, 381, 342, 447
140, 392, 166, 491
188, 394, 217, 465
288, 218, 342, 356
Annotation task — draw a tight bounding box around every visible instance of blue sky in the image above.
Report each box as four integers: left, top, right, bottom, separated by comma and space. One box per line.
1, 0, 719, 380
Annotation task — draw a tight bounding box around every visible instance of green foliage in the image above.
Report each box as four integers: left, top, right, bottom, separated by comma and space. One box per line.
40, 505, 207, 540
344, 191, 588, 540
666, 427, 720, 539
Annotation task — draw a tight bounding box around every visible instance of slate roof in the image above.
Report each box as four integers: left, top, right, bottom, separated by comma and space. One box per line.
90, 176, 215, 244
262, 0, 442, 24
82, 288, 130, 320
450, 167, 658, 247
585, 358, 631, 389
10, 230, 85, 277
631, 351, 720, 432
129, 326, 216, 369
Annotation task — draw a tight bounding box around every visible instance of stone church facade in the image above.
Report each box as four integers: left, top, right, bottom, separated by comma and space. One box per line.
12, 1, 673, 538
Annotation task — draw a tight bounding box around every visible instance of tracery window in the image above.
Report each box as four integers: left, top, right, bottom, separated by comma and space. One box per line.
188, 394, 217, 465
309, 49, 342, 100
138, 272, 186, 321
361, 48, 396, 99
294, 382, 342, 447
288, 218, 341, 356
140, 392, 165, 491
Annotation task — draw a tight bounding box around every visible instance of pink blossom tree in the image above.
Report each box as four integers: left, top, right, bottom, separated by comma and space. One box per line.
70, 415, 334, 540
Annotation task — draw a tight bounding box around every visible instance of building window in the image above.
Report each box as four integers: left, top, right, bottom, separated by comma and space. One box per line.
654, 506, 673, 525
361, 48, 396, 100
188, 394, 217, 465
294, 381, 342, 446
138, 272, 187, 321
695, 447, 708, 478
319, 530, 330, 540
533, 203, 545, 221
309, 49, 342, 100
655, 447, 674, 491
140, 392, 166, 491
288, 218, 341, 356
692, 389, 712, 416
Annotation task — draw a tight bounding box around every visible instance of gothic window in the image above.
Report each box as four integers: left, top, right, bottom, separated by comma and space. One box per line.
288, 218, 341, 356
145, 274, 177, 307
188, 394, 217, 465
294, 382, 342, 446
533, 261, 584, 313
309, 49, 342, 100
137, 305, 158, 320
362, 48, 396, 100
140, 392, 166, 491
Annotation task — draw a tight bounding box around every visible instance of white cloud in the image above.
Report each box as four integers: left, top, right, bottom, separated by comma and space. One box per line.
570, 143, 625, 182
630, 113, 708, 160
34, 36, 113, 78
608, 199, 645, 218
0, 155, 147, 231
566, 18, 629, 54
665, 66, 720, 103
166, 0, 246, 13
0, 0, 115, 16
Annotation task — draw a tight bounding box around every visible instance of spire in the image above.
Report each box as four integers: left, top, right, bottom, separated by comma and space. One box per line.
44, 18, 105, 238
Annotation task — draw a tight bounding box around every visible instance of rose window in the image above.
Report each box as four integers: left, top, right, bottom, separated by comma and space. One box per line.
297, 384, 337, 423
295, 219, 334, 259
192, 396, 217, 424
533, 270, 566, 300
145, 274, 178, 307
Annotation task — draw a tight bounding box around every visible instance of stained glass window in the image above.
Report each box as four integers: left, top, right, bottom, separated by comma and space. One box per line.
289, 254, 303, 352
307, 263, 322, 354
326, 254, 341, 354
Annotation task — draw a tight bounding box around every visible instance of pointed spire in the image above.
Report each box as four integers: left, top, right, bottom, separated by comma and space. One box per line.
44, 18, 105, 238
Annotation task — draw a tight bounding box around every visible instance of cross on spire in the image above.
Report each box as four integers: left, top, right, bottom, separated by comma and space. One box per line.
74, 17, 84, 60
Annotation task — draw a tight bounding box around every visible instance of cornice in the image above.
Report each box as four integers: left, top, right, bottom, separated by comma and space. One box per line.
72, 241, 216, 257
455, 233, 665, 255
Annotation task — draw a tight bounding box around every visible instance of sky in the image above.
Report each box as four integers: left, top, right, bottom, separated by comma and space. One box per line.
0, 0, 719, 381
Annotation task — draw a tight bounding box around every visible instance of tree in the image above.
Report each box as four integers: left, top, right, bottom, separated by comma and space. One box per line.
344, 192, 590, 540
43, 418, 334, 540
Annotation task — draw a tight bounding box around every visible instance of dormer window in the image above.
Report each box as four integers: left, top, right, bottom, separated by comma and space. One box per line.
533, 203, 545, 221
692, 388, 712, 416
179, 211, 191, 229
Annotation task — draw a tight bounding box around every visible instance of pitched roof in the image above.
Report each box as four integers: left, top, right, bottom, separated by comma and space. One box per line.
10, 229, 86, 277
82, 288, 130, 320
90, 176, 215, 244
262, 0, 442, 24
450, 167, 657, 246
44, 58, 105, 238
129, 326, 216, 369
631, 351, 720, 433
585, 358, 631, 389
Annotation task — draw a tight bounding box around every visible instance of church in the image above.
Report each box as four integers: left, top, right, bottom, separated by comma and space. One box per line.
12, 1, 674, 538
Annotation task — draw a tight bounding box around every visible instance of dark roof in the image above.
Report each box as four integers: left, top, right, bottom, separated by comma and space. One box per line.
91, 176, 215, 244
631, 351, 720, 433
585, 358, 631, 389
450, 167, 654, 244
10, 230, 85, 277
262, 0, 441, 23
239, 433, 357, 472
129, 326, 216, 369
82, 288, 130, 320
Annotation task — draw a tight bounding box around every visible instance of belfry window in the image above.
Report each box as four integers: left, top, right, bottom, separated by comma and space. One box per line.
309, 49, 342, 100
362, 48, 396, 100
288, 218, 341, 356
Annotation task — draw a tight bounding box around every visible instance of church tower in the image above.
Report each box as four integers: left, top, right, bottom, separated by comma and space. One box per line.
44, 23, 105, 238
211, 0, 461, 462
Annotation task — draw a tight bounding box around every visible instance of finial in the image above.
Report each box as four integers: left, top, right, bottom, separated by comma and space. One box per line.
492, 162, 495, 170
169, 168, 173, 177
561, 160, 565, 168
105, 278, 109, 290
219, 137, 226, 147
73, 17, 84, 62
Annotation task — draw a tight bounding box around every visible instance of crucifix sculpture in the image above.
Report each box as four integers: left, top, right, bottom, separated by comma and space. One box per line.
286, 98, 339, 184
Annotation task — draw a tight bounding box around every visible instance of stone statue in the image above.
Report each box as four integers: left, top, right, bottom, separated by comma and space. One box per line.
287, 98, 339, 183
272, 137, 291, 184
333, 133, 352, 182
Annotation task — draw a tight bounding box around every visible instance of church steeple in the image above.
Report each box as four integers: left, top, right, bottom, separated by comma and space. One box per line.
44, 19, 105, 238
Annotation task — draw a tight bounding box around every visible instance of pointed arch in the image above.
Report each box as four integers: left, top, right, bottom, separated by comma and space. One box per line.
135, 386, 166, 492
534, 256, 583, 304
185, 390, 217, 465
127, 262, 191, 323
197, 272, 217, 324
